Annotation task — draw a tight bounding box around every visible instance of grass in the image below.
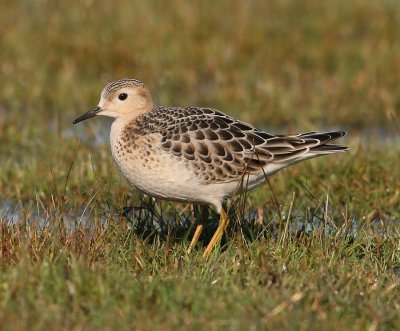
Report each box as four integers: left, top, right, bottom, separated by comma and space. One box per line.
1, 193, 400, 330
1, 0, 400, 330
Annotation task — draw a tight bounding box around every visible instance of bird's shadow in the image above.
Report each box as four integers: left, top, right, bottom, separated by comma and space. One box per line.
116, 195, 360, 252
120, 202, 226, 247
119, 197, 278, 248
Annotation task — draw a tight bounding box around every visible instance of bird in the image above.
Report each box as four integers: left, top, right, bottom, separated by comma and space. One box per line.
73, 78, 348, 257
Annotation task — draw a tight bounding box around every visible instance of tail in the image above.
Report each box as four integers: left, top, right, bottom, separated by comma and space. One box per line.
299, 131, 348, 155
263, 131, 348, 164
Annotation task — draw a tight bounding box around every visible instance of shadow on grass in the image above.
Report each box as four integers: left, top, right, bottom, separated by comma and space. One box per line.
118, 193, 365, 253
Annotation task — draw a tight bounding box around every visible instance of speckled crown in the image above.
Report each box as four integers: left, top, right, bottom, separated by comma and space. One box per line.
102, 78, 146, 98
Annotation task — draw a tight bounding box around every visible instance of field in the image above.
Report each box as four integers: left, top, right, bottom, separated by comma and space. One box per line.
1, 1, 400, 330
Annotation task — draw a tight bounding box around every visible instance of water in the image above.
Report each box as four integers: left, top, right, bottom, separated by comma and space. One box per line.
2, 198, 399, 240
4, 125, 400, 237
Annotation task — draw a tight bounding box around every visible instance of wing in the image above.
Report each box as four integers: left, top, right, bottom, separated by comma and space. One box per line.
139, 107, 347, 183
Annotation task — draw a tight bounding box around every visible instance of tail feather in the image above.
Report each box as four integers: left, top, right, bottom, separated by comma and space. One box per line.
303, 131, 348, 155
300, 131, 347, 143
310, 144, 348, 154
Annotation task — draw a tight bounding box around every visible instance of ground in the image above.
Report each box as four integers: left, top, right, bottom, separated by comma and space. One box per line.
1, 1, 400, 330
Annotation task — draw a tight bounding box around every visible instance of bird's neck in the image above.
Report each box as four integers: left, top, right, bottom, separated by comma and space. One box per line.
111, 113, 147, 144
110, 116, 131, 146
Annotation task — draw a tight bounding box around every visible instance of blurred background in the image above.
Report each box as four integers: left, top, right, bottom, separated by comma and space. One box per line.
2, 0, 399, 128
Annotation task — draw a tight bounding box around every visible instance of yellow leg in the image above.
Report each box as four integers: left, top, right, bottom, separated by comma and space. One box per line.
203, 208, 229, 258
188, 206, 208, 254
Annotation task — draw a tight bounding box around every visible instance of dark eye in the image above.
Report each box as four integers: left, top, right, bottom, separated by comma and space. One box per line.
118, 93, 128, 101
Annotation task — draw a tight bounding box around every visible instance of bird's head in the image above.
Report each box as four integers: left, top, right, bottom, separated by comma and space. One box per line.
73, 78, 153, 124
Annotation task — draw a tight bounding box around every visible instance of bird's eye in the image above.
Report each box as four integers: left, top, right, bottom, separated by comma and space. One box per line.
118, 93, 128, 101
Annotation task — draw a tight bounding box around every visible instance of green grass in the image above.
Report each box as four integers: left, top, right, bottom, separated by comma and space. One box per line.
1, 0, 400, 330
1, 196, 400, 330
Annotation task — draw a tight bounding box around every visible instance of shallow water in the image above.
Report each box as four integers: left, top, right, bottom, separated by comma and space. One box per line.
2, 198, 399, 240
3, 125, 400, 237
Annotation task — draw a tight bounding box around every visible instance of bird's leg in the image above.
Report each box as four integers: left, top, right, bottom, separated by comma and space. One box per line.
203, 208, 229, 258
188, 205, 208, 254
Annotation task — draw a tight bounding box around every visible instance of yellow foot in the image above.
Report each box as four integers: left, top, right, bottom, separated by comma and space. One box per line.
203, 209, 229, 258
187, 206, 208, 254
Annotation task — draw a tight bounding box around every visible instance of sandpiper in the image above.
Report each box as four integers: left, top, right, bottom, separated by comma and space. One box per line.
73, 78, 348, 257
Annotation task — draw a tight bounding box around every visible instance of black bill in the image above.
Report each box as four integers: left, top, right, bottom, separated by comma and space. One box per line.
73, 106, 102, 124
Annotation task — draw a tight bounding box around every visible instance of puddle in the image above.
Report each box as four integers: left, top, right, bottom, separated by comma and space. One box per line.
1, 199, 399, 240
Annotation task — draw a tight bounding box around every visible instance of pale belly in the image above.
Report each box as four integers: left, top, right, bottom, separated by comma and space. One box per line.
110, 136, 229, 209
115, 149, 197, 200
111, 144, 288, 211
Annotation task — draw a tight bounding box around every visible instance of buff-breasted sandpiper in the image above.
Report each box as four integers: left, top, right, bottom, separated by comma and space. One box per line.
73, 78, 348, 257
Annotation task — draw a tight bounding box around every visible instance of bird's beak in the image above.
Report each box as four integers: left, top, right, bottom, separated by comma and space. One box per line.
73, 106, 102, 124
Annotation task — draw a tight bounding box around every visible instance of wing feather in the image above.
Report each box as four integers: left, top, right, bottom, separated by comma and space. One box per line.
137, 107, 347, 183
